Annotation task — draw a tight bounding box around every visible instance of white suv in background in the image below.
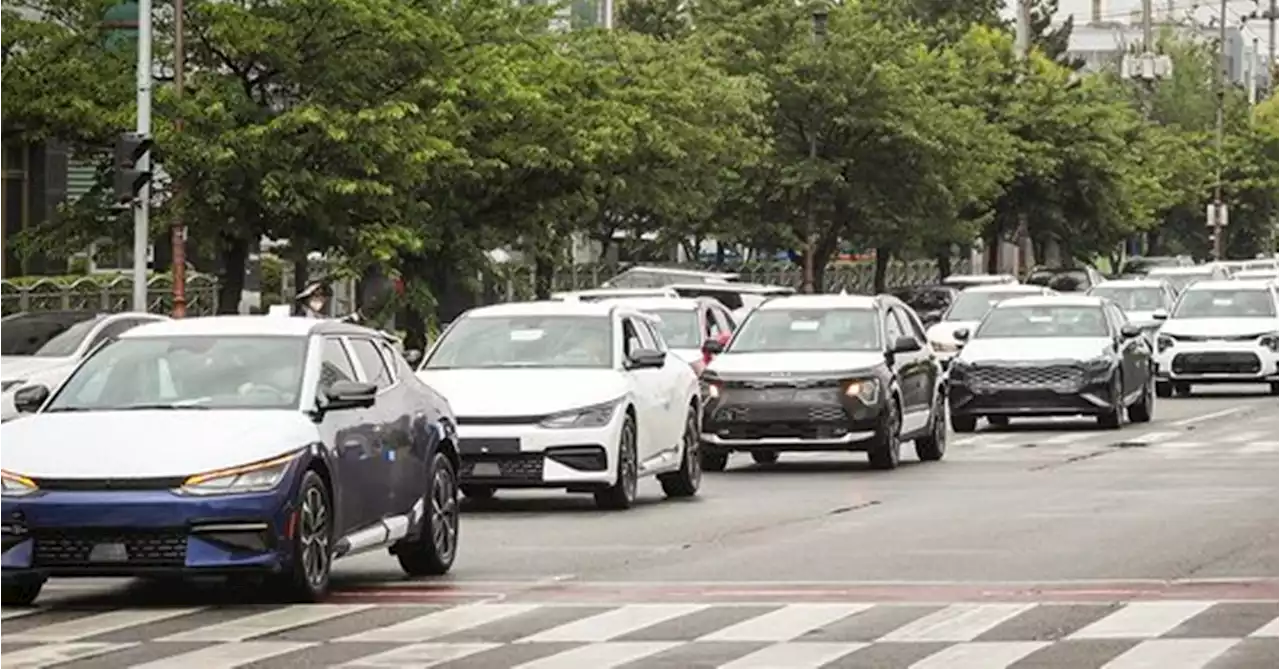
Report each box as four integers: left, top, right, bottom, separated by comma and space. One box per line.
1152, 279, 1280, 397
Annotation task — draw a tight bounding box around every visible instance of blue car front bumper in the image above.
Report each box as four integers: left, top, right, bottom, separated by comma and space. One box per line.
2, 485, 298, 579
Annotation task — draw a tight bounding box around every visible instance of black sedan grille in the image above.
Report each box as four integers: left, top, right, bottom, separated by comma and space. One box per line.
33, 528, 187, 567
968, 365, 1084, 389
714, 405, 849, 423
460, 454, 544, 482
1172, 352, 1261, 374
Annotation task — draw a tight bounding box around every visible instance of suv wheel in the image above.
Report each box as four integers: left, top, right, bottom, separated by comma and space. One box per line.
1127, 375, 1154, 423
595, 413, 638, 510
396, 452, 459, 576
915, 393, 947, 461
272, 469, 333, 602
867, 399, 902, 470
951, 414, 977, 433
658, 405, 702, 498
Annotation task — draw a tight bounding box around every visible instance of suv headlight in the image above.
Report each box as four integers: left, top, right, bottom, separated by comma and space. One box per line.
1260, 334, 1278, 352
930, 341, 958, 353
539, 399, 621, 429
1156, 335, 1175, 353
842, 378, 880, 404
177, 452, 299, 496
0, 470, 38, 497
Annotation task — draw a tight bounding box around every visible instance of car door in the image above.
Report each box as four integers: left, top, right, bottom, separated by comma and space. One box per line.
640, 317, 688, 437
1105, 304, 1142, 397
897, 304, 939, 409
316, 336, 383, 534
346, 336, 410, 516
887, 306, 932, 433
620, 315, 666, 461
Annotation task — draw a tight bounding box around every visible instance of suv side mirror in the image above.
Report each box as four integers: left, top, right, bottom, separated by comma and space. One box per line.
953, 328, 971, 343
404, 349, 423, 366
1120, 324, 1142, 338
322, 380, 378, 411
12, 385, 50, 413
1152, 309, 1168, 321
701, 339, 725, 356
921, 310, 942, 326
891, 336, 922, 354
626, 348, 666, 369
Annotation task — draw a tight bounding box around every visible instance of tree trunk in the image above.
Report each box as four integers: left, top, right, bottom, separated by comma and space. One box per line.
935, 245, 953, 280
215, 235, 249, 315
533, 254, 553, 300
873, 247, 892, 293
985, 226, 1001, 274
1145, 229, 1160, 256
291, 247, 309, 307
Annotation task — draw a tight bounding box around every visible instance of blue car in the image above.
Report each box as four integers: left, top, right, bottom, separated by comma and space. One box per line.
1, 315, 461, 604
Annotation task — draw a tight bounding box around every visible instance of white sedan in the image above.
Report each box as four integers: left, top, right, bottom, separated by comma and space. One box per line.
416, 301, 702, 510
1153, 279, 1280, 396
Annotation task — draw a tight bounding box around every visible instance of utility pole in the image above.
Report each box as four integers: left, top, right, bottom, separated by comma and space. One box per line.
1212, 0, 1228, 261
1269, 0, 1277, 88
801, 8, 828, 295
1249, 37, 1259, 104
171, 0, 187, 317
131, 0, 153, 312
601, 0, 613, 29
1012, 0, 1031, 276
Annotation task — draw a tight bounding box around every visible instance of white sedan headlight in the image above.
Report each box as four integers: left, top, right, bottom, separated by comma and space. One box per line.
539, 399, 622, 429
0, 470, 39, 497
930, 341, 959, 353
177, 452, 299, 496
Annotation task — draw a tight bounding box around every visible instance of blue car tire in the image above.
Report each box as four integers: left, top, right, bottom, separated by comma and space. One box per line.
2, 574, 45, 606
274, 469, 333, 602
396, 452, 459, 576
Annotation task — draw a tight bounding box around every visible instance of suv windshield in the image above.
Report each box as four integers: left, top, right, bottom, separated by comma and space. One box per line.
943, 292, 1035, 321
648, 310, 700, 347
46, 336, 307, 412
729, 308, 880, 352
1026, 270, 1089, 291
976, 305, 1109, 338
425, 315, 613, 369
1, 313, 102, 357
1088, 286, 1165, 312
1172, 289, 1276, 319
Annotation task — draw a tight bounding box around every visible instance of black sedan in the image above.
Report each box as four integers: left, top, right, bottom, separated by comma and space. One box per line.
947, 295, 1155, 431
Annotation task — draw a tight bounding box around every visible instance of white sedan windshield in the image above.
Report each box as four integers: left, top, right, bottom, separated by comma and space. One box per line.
45, 336, 307, 412
426, 316, 614, 369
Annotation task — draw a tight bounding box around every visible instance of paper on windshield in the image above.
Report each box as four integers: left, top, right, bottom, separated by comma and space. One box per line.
790, 320, 820, 331
1027, 315, 1054, 323
510, 329, 545, 341
1212, 298, 1235, 306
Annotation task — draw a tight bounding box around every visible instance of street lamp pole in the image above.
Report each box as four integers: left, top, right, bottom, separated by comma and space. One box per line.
170, 0, 187, 317
1212, 0, 1228, 261
131, 0, 153, 312
801, 7, 827, 295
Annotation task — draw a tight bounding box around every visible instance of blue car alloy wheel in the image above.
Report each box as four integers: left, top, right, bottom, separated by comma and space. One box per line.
275, 469, 334, 602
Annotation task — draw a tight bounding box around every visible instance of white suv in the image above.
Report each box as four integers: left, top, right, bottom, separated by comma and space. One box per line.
1152, 279, 1279, 396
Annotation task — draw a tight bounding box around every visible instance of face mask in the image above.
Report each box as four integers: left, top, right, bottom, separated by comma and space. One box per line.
308, 297, 326, 313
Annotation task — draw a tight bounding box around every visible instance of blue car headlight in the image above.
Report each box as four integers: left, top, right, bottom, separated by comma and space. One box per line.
539, 399, 622, 429
0, 470, 39, 497
177, 452, 300, 496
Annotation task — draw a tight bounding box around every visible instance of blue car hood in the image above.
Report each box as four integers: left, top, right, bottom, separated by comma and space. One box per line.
1, 410, 318, 479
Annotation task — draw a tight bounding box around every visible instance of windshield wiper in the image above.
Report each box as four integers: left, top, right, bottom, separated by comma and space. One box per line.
43, 406, 94, 413
117, 402, 211, 411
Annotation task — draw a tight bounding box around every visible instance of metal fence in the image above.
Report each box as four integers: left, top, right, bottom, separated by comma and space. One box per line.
489, 258, 967, 302
0, 275, 220, 317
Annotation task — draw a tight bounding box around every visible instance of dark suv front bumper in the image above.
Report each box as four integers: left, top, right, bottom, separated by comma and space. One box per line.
701, 384, 884, 452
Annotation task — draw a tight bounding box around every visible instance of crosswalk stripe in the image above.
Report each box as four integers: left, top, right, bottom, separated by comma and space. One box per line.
518, 604, 706, 643
6, 608, 204, 643
0, 642, 137, 669
698, 604, 873, 642
336, 604, 540, 643
510, 642, 679, 669
879, 604, 1033, 643
127, 641, 314, 668
1237, 441, 1279, 454
1129, 431, 1180, 445
909, 641, 1049, 668
158, 604, 376, 642
1069, 601, 1213, 639
1249, 617, 1279, 637
341, 643, 499, 668
717, 641, 867, 668
0, 608, 43, 621
1218, 431, 1264, 444
1099, 638, 1239, 668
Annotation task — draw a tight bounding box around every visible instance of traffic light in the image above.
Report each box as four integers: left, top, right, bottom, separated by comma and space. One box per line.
113, 132, 153, 206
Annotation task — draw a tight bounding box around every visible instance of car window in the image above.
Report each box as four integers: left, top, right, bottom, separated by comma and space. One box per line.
640, 320, 667, 352
425, 315, 612, 370
1, 314, 104, 357
885, 308, 906, 343
714, 307, 735, 332
628, 317, 658, 352
730, 308, 881, 352
348, 338, 394, 390
320, 338, 357, 391
894, 306, 927, 342
376, 341, 403, 383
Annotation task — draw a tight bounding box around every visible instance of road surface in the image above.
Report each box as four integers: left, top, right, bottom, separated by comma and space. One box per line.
3, 387, 1276, 668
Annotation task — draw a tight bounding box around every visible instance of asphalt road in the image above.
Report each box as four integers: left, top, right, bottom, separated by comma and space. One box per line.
4, 387, 1277, 668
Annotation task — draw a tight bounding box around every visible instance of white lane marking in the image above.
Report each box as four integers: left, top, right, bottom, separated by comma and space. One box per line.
1218, 430, 1265, 444
909, 641, 1049, 668
1069, 601, 1213, 639
1128, 431, 1180, 445
6, 608, 203, 643
510, 642, 679, 669
1153, 441, 1205, 450
1171, 407, 1245, 427
879, 604, 1033, 643
1100, 638, 1238, 668
336, 604, 539, 643
718, 642, 867, 669
0, 642, 137, 669
127, 641, 314, 669
1249, 617, 1279, 637
699, 604, 872, 642
518, 604, 706, 643
0, 608, 43, 621
1237, 441, 1279, 454
159, 604, 376, 642
341, 643, 498, 668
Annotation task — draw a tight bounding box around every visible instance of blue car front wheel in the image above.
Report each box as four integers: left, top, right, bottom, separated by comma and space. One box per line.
273, 469, 333, 602
2, 574, 45, 606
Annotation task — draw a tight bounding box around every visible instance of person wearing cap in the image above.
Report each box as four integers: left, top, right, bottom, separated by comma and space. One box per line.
295, 281, 332, 318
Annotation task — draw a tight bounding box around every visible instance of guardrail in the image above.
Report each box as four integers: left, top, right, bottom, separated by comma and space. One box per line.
0, 275, 220, 317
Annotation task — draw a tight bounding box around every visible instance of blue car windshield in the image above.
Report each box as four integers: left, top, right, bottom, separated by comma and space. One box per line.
45, 336, 308, 412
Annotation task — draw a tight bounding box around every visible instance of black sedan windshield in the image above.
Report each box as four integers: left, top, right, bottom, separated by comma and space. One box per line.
1172, 289, 1276, 319
976, 306, 1109, 338
47, 336, 307, 411
425, 316, 614, 369
729, 308, 880, 352
0, 313, 102, 357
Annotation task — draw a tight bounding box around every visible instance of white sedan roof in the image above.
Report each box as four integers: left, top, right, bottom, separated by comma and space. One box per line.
466, 300, 620, 318
123, 315, 319, 338
598, 297, 704, 312
758, 294, 878, 310
996, 295, 1107, 309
